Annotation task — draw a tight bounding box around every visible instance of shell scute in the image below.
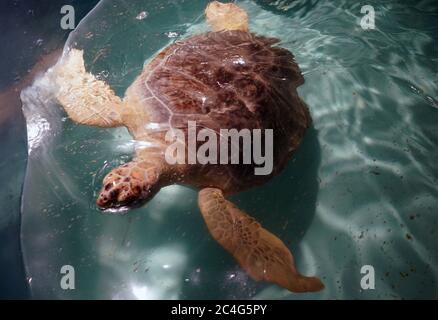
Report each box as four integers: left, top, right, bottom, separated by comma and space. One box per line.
136, 30, 304, 128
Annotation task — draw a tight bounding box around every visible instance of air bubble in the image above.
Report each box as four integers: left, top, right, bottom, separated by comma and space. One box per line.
136, 11, 148, 20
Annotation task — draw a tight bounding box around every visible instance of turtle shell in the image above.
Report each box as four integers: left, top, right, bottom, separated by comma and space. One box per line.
131, 30, 311, 191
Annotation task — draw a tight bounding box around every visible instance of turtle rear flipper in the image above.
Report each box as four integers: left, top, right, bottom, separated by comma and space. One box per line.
53, 49, 124, 128
198, 188, 324, 293
205, 1, 249, 32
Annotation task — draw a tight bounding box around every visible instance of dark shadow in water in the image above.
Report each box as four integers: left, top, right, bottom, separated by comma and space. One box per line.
177, 127, 321, 299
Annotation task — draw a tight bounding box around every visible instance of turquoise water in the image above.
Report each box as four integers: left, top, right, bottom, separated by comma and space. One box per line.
21, 0, 437, 299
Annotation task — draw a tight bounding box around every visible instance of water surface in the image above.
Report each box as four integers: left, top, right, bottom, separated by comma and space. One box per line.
21, 0, 438, 299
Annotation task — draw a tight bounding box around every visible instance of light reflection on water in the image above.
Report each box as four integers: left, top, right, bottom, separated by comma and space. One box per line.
21, 0, 438, 299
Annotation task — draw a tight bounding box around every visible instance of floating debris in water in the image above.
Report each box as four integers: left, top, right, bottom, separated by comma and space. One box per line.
409, 83, 438, 109
425, 95, 438, 109
136, 11, 148, 20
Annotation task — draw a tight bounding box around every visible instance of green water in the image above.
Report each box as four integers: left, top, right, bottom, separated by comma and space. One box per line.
21, 0, 438, 299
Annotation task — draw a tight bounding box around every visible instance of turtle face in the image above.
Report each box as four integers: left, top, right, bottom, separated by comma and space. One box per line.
96, 161, 161, 210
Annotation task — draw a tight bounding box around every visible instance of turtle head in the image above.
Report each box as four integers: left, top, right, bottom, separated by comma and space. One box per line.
205, 1, 249, 32
96, 160, 163, 211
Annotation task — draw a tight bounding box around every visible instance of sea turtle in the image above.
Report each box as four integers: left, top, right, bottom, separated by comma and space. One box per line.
52, 1, 324, 293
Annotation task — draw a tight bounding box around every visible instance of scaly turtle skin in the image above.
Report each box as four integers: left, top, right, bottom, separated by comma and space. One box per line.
53, 1, 323, 293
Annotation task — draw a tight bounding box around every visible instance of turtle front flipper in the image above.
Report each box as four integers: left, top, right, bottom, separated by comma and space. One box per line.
198, 188, 324, 293
52, 49, 124, 128
97, 159, 165, 209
